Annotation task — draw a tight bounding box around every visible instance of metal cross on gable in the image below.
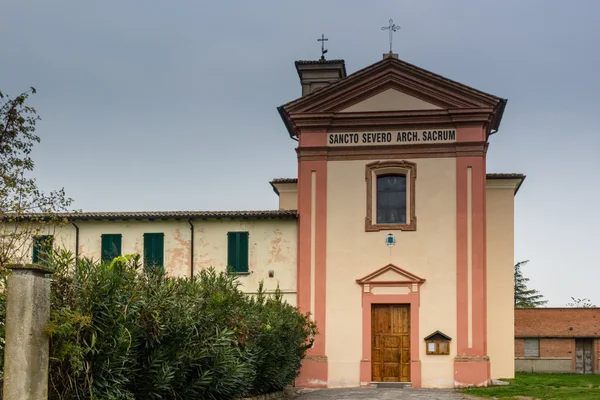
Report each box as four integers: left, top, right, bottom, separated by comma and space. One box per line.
318, 34, 328, 60
381, 18, 400, 53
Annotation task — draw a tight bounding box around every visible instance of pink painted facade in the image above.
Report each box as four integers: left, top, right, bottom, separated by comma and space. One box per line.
277, 53, 523, 388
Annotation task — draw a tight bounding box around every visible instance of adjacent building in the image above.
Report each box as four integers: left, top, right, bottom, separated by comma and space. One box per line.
20, 51, 525, 388
515, 308, 600, 374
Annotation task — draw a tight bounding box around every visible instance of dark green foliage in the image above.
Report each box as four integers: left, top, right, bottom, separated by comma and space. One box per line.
26, 248, 316, 399
245, 282, 315, 394
514, 260, 547, 308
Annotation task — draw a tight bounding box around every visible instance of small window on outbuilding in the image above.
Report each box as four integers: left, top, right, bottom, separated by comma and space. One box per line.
424, 331, 451, 355
524, 338, 540, 358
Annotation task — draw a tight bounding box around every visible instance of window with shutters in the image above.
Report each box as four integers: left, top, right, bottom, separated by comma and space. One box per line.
101, 234, 122, 263
144, 233, 164, 269
365, 160, 416, 232
524, 338, 540, 358
32, 235, 54, 266
227, 231, 249, 273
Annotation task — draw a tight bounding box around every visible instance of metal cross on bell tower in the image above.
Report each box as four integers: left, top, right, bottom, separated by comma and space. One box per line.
381, 18, 400, 53
318, 34, 328, 60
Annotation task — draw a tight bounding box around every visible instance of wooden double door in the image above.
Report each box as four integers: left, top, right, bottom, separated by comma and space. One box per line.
371, 304, 411, 382
576, 339, 594, 374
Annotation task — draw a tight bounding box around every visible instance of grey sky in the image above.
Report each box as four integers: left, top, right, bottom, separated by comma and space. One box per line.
2, 0, 599, 307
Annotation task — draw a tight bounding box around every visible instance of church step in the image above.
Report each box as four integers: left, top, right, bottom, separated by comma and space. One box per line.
371, 382, 412, 388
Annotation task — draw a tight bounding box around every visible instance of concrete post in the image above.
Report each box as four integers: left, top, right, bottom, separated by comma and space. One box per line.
3, 264, 52, 400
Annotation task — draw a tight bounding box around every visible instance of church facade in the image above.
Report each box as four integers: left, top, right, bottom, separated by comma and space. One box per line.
22, 52, 523, 388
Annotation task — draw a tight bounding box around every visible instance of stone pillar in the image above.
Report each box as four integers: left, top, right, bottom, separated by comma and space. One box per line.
3, 264, 52, 400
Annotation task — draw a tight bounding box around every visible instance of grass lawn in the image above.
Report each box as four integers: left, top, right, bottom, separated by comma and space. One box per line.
459, 373, 600, 400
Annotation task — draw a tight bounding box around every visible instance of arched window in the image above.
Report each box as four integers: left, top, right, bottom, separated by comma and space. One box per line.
376, 174, 407, 224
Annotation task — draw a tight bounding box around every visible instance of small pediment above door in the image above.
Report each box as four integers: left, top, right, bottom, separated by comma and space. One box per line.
339, 88, 442, 112
356, 263, 425, 285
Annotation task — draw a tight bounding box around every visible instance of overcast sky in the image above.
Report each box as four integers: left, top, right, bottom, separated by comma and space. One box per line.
2, 0, 599, 307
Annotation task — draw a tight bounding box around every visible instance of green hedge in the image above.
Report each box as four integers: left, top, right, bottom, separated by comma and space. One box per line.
0, 250, 316, 399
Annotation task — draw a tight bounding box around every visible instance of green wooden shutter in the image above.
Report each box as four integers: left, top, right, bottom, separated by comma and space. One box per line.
101, 234, 122, 263
32, 235, 53, 266
227, 232, 236, 272
227, 232, 248, 273
238, 232, 248, 272
144, 233, 164, 269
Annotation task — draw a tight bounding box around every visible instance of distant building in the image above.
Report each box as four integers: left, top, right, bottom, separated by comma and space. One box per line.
515, 308, 600, 374
16, 52, 525, 388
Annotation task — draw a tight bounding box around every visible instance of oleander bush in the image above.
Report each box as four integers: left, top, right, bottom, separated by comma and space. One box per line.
0, 249, 316, 400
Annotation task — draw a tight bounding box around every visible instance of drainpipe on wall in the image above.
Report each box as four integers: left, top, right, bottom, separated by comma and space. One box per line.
71, 221, 80, 263
188, 219, 194, 277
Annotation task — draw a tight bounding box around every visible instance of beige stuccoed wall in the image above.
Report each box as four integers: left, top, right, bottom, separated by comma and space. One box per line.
0, 222, 78, 264
11, 219, 298, 306
55, 220, 194, 276
193, 219, 297, 306
278, 186, 298, 211
340, 88, 442, 112
326, 158, 457, 388
486, 183, 516, 379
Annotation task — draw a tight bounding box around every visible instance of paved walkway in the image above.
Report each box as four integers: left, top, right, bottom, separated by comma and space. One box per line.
296, 387, 468, 400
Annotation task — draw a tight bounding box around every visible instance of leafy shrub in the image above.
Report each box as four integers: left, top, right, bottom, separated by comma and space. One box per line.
38, 249, 316, 399
245, 283, 315, 395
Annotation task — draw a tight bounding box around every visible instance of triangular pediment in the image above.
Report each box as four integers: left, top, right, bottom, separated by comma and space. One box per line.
424, 330, 452, 341
281, 56, 505, 114
339, 88, 442, 112
356, 263, 425, 285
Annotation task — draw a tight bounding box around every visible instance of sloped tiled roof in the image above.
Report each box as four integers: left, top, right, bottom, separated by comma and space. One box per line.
485, 173, 525, 179
294, 59, 347, 79
270, 173, 526, 194
35, 210, 299, 221
269, 178, 299, 195
271, 174, 525, 184
270, 178, 299, 184
295, 59, 345, 65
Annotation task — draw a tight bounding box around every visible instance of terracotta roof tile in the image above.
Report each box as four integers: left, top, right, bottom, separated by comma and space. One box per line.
486, 173, 525, 179
55, 210, 298, 221
270, 178, 298, 184
294, 59, 345, 65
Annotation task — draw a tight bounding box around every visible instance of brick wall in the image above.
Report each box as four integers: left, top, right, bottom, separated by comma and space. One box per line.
539, 338, 574, 358
515, 308, 600, 337
515, 308, 600, 373
515, 338, 524, 357
514, 338, 575, 358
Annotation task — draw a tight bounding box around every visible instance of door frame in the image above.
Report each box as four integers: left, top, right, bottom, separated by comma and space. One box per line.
360, 289, 421, 386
